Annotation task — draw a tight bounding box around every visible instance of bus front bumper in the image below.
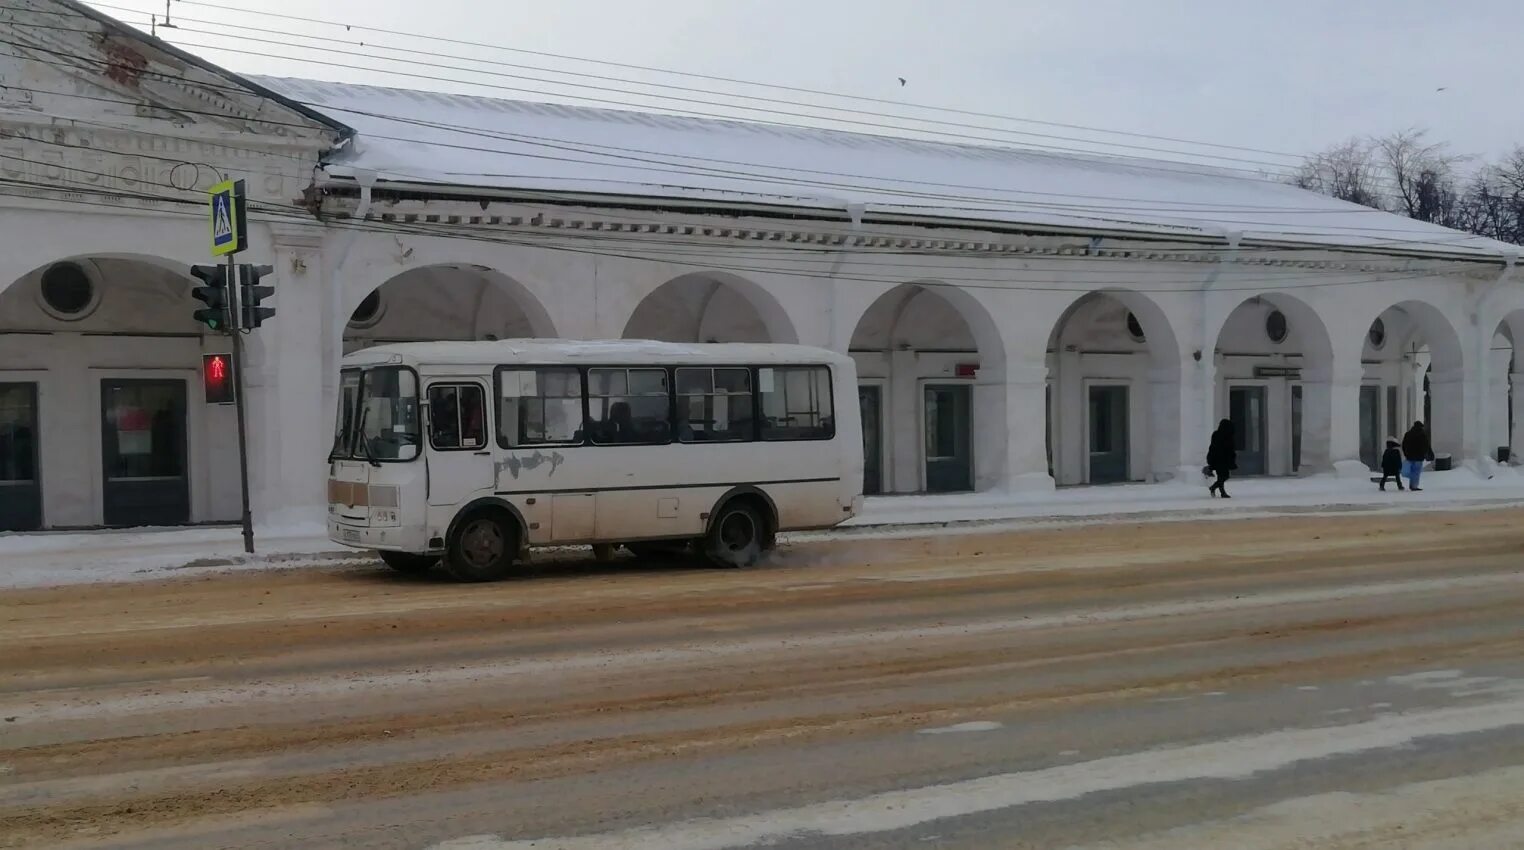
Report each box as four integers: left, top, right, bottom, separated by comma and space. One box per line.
328, 520, 427, 553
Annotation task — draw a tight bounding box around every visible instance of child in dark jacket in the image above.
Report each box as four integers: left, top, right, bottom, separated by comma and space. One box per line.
1379, 438, 1404, 491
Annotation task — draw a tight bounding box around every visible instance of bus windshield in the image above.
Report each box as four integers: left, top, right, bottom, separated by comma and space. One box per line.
332, 367, 421, 462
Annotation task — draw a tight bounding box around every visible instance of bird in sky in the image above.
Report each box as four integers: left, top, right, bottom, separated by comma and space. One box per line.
898, 77, 907, 87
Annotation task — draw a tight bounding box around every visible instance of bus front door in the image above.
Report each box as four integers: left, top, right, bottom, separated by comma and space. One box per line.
425, 381, 495, 508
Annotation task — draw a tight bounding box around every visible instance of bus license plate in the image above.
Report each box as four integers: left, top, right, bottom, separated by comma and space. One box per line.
341, 527, 362, 543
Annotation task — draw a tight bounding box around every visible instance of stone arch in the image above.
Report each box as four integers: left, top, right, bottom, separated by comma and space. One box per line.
1046, 289, 1183, 485
620, 271, 798, 344
845, 281, 1006, 494
2, 253, 205, 336
1, 253, 230, 531
1358, 300, 1467, 462
1209, 292, 1336, 476
343, 264, 558, 353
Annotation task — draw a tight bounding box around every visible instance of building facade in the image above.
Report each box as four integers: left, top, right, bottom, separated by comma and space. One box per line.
1, 0, 1520, 533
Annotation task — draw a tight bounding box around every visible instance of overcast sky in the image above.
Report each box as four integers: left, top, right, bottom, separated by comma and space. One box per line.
95, 0, 1523, 173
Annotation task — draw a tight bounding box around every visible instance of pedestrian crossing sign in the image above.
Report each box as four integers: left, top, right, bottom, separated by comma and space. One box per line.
209, 179, 248, 256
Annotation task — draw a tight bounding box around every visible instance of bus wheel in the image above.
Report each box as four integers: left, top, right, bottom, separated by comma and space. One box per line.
704, 501, 767, 568
444, 510, 518, 582
379, 551, 437, 575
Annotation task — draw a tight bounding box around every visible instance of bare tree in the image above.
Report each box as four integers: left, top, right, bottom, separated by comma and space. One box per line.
1291, 138, 1383, 208
1456, 151, 1524, 245
1375, 129, 1468, 226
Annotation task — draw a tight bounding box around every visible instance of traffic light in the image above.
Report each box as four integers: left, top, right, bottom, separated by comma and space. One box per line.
190, 264, 231, 331
238, 264, 275, 329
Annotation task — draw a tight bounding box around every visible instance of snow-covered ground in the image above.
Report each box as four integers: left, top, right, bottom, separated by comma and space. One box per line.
3, 468, 1522, 590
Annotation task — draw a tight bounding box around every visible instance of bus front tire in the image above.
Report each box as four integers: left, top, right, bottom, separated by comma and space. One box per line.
444, 510, 519, 582
703, 501, 769, 568
379, 551, 437, 575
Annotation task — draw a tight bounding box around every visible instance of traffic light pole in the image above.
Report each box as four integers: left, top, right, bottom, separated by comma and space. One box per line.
226, 256, 255, 554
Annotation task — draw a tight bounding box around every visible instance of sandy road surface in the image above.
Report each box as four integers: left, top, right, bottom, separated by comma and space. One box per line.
3, 510, 1524, 848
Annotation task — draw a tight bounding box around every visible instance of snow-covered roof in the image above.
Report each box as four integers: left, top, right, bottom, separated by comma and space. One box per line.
343, 339, 852, 368
256, 76, 1519, 262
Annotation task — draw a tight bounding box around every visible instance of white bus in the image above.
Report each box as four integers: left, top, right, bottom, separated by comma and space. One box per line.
328, 340, 863, 581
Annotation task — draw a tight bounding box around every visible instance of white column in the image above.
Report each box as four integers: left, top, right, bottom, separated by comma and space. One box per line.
1303, 353, 1366, 477
1428, 365, 1469, 468
1467, 322, 1495, 475
888, 348, 919, 493
1509, 373, 1524, 465
245, 227, 330, 535
1147, 357, 1193, 483
978, 359, 1053, 493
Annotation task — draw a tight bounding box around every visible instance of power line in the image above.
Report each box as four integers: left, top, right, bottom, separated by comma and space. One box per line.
93, 0, 1312, 161
97, 15, 1308, 172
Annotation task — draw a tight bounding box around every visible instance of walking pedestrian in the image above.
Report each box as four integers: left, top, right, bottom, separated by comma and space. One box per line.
1207, 418, 1237, 498
1401, 421, 1433, 492
1378, 437, 1404, 491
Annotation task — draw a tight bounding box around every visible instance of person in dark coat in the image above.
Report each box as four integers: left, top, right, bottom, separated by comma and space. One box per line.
1378, 437, 1404, 491
1400, 421, 1433, 492
1206, 418, 1237, 498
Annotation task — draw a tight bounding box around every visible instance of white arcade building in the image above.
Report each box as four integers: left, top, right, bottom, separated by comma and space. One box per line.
0, 0, 1520, 533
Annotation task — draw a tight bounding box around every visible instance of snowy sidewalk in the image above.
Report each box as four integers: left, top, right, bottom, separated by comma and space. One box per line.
847, 466, 1524, 528
4, 468, 1524, 590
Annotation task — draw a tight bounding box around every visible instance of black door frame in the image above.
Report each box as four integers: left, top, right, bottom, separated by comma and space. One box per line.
0, 381, 42, 531
922, 382, 973, 493
857, 383, 884, 496
1086, 383, 1130, 484
100, 377, 190, 527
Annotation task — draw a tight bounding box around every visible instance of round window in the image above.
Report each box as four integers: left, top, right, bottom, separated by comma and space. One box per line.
39, 262, 96, 319
1266, 310, 1288, 344
1368, 317, 1386, 349
1126, 312, 1146, 342
348, 291, 383, 328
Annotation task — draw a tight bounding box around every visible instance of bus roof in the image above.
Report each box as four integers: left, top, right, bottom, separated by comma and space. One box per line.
341, 339, 855, 368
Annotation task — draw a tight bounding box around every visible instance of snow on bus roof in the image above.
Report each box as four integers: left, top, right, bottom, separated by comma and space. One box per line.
342, 339, 852, 366
256, 75, 1520, 261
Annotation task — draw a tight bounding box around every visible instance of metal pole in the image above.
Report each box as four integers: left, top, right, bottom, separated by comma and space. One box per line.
227, 255, 255, 554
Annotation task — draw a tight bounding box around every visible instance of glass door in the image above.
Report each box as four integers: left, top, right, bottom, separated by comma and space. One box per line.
1229, 385, 1268, 476
0, 383, 41, 531
101, 379, 189, 527
858, 385, 883, 495
1359, 385, 1381, 470
1087, 385, 1129, 484
923, 384, 972, 492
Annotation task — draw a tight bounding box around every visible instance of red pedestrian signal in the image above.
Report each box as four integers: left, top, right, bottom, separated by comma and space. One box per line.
203, 353, 235, 404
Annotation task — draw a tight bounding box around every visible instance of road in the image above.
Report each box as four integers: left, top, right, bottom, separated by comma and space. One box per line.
3, 509, 1524, 849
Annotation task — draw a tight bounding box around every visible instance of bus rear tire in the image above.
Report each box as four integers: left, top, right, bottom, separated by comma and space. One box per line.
444, 510, 519, 582
703, 501, 768, 568
379, 551, 437, 575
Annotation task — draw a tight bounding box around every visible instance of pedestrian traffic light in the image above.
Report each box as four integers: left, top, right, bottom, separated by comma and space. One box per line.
190, 264, 230, 331
202, 353, 235, 404
238, 263, 275, 329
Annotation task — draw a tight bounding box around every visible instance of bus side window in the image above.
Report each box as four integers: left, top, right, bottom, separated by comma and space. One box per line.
677, 367, 754, 442
497, 367, 583, 447
589, 367, 671, 445
760, 366, 835, 441
427, 384, 485, 450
